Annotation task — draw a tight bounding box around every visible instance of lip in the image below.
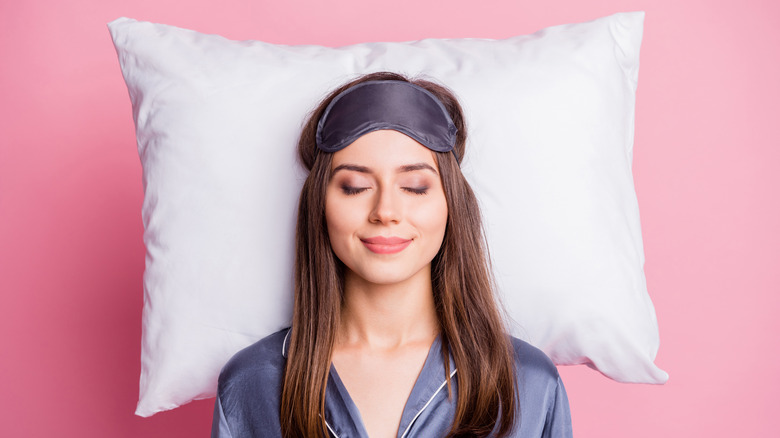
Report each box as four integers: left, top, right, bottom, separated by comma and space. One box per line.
360, 236, 412, 254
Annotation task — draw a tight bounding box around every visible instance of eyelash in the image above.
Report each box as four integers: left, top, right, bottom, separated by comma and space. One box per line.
403, 187, 429, 195
340, 186, 429, 196
341, 186, 368, 195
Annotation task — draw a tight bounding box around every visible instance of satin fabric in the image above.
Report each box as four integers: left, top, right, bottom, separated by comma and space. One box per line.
212, 328, 572, 438
315, 80, 458, 154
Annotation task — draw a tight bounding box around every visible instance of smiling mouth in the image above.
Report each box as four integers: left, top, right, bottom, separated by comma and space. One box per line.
360, 237, 412, 254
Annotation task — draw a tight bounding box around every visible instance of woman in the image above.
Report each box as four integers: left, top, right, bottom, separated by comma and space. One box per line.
212, 72, 572, 438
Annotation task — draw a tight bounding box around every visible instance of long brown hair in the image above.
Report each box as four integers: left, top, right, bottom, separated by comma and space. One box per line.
281, 71, 518, 437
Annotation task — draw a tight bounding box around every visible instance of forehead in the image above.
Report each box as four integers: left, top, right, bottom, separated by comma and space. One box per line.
330, 130, 439, 169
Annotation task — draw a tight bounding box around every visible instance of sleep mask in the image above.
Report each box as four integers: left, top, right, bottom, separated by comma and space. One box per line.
315, 80, 459, 161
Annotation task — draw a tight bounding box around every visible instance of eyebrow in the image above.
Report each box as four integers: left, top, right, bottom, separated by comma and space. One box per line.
332, 162, 439, 176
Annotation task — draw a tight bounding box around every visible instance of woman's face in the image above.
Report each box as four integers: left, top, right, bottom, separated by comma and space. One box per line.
325, 129, 449, 287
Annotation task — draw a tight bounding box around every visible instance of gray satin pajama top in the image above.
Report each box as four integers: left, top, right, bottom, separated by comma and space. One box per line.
212, 328, 572, 438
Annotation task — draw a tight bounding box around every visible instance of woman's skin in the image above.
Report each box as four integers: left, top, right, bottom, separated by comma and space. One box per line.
325, 129, 449, 438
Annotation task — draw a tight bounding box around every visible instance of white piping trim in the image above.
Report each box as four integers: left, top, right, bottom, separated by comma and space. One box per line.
282, 329, 291, 357
399, 368, 458, 438
319, 413, 340, 438
324, 419, 339, 438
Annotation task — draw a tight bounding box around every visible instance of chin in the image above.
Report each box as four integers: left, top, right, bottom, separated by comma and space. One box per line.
347, 261, 430, 287
356, 271, 415, 286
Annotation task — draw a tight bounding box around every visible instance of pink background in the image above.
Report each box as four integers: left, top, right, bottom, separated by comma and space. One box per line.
1, 0, 777, 436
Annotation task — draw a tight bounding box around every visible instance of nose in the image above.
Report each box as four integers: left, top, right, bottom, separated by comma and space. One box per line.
369, 185, 401, 224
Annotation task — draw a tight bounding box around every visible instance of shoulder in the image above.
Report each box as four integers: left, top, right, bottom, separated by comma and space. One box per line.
215, 328, 290, 436
507, 336, 572, 436
217, 327, 290, 401
507, 335, 561, 393
508, 336, 559, 377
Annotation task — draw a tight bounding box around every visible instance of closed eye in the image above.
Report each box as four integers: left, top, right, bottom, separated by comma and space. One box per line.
403, 187, 429, 195
341, 185, 369, 195
340, 185, 428, 195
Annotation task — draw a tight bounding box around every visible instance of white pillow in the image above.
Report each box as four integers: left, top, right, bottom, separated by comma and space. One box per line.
108, 11, 668, 417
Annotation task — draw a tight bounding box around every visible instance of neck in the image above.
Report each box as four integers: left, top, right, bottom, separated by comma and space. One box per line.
338, 265, 439, 350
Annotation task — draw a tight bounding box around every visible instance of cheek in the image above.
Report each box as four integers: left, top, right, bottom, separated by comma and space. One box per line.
325, 193, 345, 239
416, 195, 449, 240
324, 191, 361, 255
324, 203, 348, 265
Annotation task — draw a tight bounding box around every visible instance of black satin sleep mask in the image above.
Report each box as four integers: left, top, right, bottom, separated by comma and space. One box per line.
315, 80, 459, 162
